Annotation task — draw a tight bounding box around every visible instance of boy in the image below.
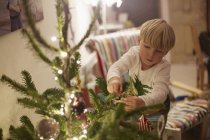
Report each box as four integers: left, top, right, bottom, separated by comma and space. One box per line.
107, 19, 175, 111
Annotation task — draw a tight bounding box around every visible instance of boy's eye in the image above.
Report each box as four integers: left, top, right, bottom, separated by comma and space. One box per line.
144, 45, 150, 49
155, 49, 164, 53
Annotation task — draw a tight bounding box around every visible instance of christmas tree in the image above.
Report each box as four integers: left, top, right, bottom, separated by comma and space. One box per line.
0, 0, 169, 140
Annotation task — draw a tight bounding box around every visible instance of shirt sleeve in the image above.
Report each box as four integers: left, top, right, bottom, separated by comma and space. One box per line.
139, 62, 171, 106
107, 46, 139, 82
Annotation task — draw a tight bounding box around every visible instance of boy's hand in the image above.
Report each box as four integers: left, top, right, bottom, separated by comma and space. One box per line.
107, 77, 122, 96
120, 96, 145, 111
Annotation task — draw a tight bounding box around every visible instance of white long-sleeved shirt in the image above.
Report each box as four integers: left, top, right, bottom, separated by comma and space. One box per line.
107, 46, 170, 106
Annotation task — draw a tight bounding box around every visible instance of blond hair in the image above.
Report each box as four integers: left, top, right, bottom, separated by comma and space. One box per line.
139, 18, 175, 52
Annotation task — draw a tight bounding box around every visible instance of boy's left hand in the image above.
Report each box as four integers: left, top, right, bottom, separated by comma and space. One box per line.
120, 96, 145, 111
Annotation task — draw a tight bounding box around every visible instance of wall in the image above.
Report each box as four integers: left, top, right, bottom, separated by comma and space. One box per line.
161, 0, 207, 63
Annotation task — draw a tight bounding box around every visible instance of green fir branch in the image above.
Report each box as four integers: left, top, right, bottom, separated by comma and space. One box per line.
17, 98, 44, 109
52, 57, 63, 68
19, 116, 37, 138
1, 72, 40, 99
22, 29, 52, 65
55, 0, 65, 50
22, 0, 59, 52
8, 116, 39, 140
52, 114, 67, 130
86, 76, 164, 140
133, 76, 152, 96
35, 110, 50, 117
62, 0, 71, 50
96, 77, 109, 96
87, 121, 102, 138
49, 103, 63, 110
21, 70, 38, 93
113, 103, 126, 120
1, 72, 44, 105
42, 88, 65, 101
69, 52, 81, 80
88, 89, 104, 113
1, 75, 27, 94
53, 71, 69, 88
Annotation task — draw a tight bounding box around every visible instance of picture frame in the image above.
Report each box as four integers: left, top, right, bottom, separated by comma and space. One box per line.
0, 0, 44, 36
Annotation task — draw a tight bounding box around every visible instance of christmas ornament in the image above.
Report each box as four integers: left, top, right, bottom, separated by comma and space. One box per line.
71, 93, 88, 128
72, 93, 86, 115
138, 115, 152, 131
37, 118, 59, 139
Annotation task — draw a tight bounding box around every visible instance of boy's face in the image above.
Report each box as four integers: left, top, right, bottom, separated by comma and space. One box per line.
139, 41, 167, 70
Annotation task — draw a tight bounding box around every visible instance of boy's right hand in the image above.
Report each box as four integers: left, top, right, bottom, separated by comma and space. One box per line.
107, 77, 122, 96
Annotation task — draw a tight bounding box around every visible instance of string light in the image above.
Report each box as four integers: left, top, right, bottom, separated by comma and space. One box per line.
79, 135, 87, 139
58, 69, 63, 74
54, 77, 58, 81
70, 79, 77, 86
83, 129, 87, 134
68, 98, 72, 103
51, 36, 57, 42
72, 137, 78, 140
60, 108, 65, 115
83, 109, 88, 113
70, 94, 75, 99
60, 51, 68, 58
76, 60, 81, 64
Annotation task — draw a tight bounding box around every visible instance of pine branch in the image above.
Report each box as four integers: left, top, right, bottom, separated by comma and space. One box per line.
52, 114, 67, 131
69, 52, 81, 80
96, 77, 109, 96
42, 88, 65, 101
8, 116, 39, 140
17, 98, 43, 109
19, 116, 37, 138
133, 76, 152, 96
54, 0, 72, 52
22, 0, 59, 52
49, 103, 63, 110
88, 89, 104, 113
1, 71, 41, 100
21, 70, 38, 93
35, 110, 51, 117
1, 75, 27, 94
114, 103, 126, 120
22, 29, 52, 65
52, 57, 63, 68
55, 0, 66, 50
62, 0, 71, 50
8, 126, 34, 140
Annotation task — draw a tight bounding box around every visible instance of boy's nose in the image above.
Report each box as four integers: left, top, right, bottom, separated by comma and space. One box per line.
148, 50, 155, 59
